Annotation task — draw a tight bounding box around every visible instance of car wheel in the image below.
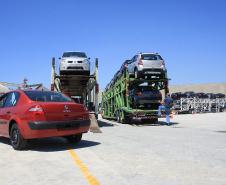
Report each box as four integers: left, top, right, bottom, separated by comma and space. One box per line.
10, 123, 27, 150
65, 133, 82, 144
134, 68, 139, 79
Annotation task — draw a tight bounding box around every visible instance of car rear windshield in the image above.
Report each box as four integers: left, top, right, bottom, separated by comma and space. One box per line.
24, 91, 72, 102
137, 86, 160, 93
62, 52, 87, 58
141, 54, 163, 60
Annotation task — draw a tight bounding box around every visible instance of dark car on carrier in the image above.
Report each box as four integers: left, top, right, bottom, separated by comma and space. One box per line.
129, 86, 162, 109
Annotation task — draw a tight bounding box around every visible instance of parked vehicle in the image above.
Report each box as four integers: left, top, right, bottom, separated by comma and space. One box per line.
206, 93, 216, 99
215, 93, 225, 98
127, 52, 166, 78
0, 90, 90, 150
119, 59, 131, 76
184, 91, 196, 98
195, 92, 208, 99
129, 86, 162, 108
171, 92, 187, 100
60, 51, 90, 75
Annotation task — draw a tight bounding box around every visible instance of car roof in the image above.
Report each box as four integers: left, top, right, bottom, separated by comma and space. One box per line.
137, 52, 160, 55
6, 89, 56, 94
63, 51, 86, 53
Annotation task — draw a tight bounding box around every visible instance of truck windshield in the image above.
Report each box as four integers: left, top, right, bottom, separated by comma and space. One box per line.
24, 91, 72, 102
63, 52, 87, 58
141, 54, 163, 60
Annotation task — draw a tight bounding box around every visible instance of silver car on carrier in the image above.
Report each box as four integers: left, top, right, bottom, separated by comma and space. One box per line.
60, 51, 90, 75
127, 52, 166, 78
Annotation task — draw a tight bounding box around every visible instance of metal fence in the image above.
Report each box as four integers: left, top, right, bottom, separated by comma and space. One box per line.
173, 98, 225, 114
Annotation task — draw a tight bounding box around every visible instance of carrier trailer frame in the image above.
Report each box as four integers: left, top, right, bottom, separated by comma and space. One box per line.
102, 70, 169, 123
51, 57, 99, 117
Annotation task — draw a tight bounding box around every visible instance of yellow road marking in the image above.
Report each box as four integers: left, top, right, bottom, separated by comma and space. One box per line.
69, 149, 101, 185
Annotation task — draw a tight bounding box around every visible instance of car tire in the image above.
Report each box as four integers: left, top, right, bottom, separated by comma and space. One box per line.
65, 133, 82, 144
10, 123, 27, 150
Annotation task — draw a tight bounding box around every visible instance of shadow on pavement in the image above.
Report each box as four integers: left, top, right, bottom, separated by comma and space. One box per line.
130, 121, 180, 126
0, 136, 10, 145
158, 121, 180, 126
215, 130, 226, 133
0, 137, 100, 152
98, 120, 115, 127
30, 138, 100, 152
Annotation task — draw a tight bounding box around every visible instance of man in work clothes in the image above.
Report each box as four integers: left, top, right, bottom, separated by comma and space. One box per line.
158, 93, 173, 125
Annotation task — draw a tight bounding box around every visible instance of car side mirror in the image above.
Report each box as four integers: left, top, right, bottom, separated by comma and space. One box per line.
88, 57, 90, 60
58, 57, 61, 60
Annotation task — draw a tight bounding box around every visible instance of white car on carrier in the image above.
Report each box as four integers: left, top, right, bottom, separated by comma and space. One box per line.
60, 51, 90, 75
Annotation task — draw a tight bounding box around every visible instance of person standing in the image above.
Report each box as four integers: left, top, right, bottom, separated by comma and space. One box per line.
158, 93, 173, 125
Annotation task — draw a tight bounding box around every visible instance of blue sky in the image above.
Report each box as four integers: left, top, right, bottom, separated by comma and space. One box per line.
0, 0, 226, 89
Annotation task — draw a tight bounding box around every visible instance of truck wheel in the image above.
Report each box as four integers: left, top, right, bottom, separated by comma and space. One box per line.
116, 111, 122, 123
150, 118, 158, 124
123, 117, 131, 124
10, 123, 27, 150
65, 133, 82, 144
122, 112, 131, 124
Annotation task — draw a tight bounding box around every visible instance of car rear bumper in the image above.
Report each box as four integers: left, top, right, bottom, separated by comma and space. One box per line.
29, 119, 90, 130
138, 68, 166, 75
22, 120, 91, 139
135, 99, 161, 104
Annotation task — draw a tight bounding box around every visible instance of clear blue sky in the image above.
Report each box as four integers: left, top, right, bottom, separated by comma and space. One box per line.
0, 0, 226, 89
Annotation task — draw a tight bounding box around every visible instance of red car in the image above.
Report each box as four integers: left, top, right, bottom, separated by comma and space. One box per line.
0, 90, 90, 150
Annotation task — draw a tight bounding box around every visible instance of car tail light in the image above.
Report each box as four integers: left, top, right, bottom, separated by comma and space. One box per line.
29, 105, 44, 113
138, 59, 143, 66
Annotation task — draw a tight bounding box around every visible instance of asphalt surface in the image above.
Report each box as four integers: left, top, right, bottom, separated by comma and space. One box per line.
0, 112, 226, 185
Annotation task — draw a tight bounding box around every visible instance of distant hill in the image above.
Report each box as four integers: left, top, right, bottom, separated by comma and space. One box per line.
169, 82, 226, 94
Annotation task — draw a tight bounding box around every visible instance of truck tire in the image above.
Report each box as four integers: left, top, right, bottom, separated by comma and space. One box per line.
122, 112, 131, 124
116, 111, 122, 123
151, 118, 158, 124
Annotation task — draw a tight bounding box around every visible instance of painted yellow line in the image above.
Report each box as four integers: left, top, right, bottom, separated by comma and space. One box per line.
68, 149, 101, 185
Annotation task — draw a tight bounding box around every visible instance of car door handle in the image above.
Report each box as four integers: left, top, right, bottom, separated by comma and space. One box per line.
6, 111, 11, 114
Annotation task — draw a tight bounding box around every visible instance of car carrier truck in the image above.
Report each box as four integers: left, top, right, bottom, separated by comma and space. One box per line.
102, 68, 169, 124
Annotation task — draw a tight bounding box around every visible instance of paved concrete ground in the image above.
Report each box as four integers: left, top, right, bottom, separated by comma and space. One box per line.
0, 112, 226, 185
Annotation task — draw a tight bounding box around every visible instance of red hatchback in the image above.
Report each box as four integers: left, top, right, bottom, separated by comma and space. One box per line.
0, 90, 90, 150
